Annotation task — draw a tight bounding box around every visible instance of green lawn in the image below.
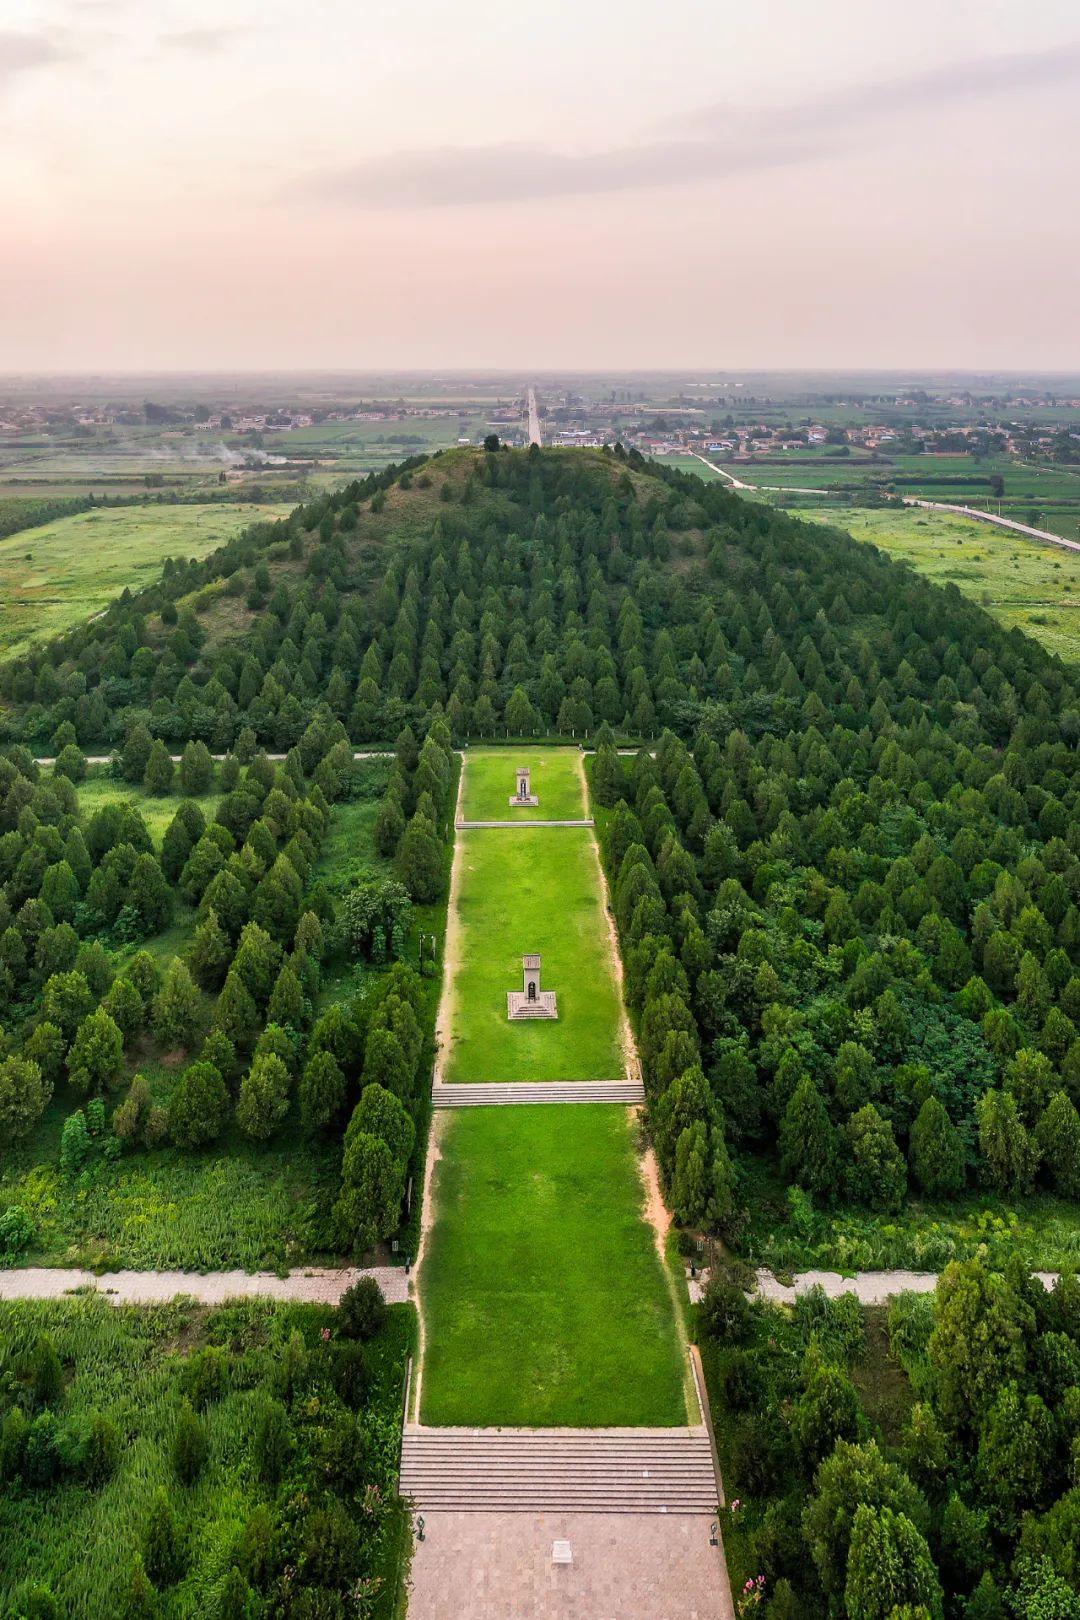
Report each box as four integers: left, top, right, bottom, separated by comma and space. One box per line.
77, 772, 222, 848
0, 502, 290, 658
444, 827, 624, 1082
800, 504, 1080, 662
420, 1106, 686, 1426
460, 747, 586, 820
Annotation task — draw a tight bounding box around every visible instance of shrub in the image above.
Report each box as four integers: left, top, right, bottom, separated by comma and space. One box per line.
144, 1487, 184, 1585
172, 1399, 208, 1485
82, 1411, 120, 1485
338, 1277, 387, 1341
59, 1110, 90, 1177
698, 1278, 752, 1345
6, 1585, 60, 1620
113, 1075, 152, 1144
0, 1205, 33, 1258
252, 1397, 292, 1485
179, 1347, 228, 1409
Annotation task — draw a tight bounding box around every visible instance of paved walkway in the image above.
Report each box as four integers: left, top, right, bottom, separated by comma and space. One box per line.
0, 1265, 409, 1306
407, 1511, 732, 1620
35, 750, 394, 768
687, 1265, 1063, 1306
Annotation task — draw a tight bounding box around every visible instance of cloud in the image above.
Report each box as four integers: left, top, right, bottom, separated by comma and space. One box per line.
0, 29, 70, 88
159, 27, 241, 55
293, 43, 1080, 209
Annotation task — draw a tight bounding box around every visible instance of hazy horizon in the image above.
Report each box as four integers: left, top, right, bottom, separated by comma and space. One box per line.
5, 0, 1080, 371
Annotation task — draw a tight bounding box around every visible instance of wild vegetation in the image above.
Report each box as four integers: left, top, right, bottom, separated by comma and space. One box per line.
699, 1264, 1080, 1618
0, 1291, 413, 1618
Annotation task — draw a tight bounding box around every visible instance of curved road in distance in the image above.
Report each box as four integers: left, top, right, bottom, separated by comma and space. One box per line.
693, 452, 1080, 555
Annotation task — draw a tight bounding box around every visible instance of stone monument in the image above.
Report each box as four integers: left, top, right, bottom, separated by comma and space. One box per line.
509, 766, 539, 807
507, 953, 558, 1019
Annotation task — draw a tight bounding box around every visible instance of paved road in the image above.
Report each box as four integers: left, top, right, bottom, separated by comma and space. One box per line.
0, 1265, 410, 1306
687, 1266, 1063, 1307
693, 453, 1080, 554
527, 385, 542, 447
33, 749, 394, 768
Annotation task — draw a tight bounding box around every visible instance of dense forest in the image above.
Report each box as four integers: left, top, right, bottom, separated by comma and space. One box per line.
6, 442, 1080, 1613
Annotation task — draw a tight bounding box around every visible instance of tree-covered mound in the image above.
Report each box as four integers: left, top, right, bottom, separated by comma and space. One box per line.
5, 443, 1080, 1243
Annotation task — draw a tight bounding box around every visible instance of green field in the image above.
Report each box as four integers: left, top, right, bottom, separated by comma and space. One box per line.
460, 747, 586, 820
0, 1296, 412, 1618
800, 505, 1080, 661
0, 502, 290, 658
444, 827, 624, 1082
76, 772, 223, 848
420, 1105, 686, 1426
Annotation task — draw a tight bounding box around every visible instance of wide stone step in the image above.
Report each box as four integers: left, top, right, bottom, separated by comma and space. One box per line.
400, 1428, 718, 1514
433, 1081, 645, 1107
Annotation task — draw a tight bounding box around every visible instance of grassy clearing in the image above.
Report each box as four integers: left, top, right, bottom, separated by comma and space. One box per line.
0, 1296, 413, 1619
420, 1105, 686, 1427
444, 827, 624, 1083
799, 504, 1080, 661
0, 1089, 340, 1271
77, 771, 223, 848
0, 502, 291, 659
735, 1151, 1080, 1277
460, 746, 586, 820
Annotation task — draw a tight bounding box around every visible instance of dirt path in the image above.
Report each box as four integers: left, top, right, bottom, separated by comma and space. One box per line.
576, 751, 641, 1089
0, 1265, 409, 1306
432, 759, 467, 1085
409, 1110, 446, 1420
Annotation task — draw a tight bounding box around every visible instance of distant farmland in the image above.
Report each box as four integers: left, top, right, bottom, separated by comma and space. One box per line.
800, 504, 1080, 663
0, 501, 291, 659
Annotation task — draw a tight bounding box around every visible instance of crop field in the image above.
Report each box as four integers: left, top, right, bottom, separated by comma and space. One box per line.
0, 1296, 413, 1618
0, 502, 290, 658
800, 505, 1080, 661
443, 826, 624, 1083
459, 746, 585, 820
419, 1105, 686, 1426
277, 414, 484, 453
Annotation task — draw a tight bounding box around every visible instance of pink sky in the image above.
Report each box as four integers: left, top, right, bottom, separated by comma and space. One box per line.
3, 0, 1079, 370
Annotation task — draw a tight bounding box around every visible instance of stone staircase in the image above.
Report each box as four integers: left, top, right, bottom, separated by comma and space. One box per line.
399, 1427, 718, 1514
506, 991, 558, 1019
433, 1080, 645, 1107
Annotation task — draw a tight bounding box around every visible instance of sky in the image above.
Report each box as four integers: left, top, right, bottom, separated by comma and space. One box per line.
2, 0, 1079, 372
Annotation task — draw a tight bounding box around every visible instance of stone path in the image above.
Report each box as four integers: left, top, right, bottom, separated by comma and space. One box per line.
432, 1080, 645, 1107
0, 1265, 409, 1306
407, 1510, 732, 1620
687, 1265, 1064, 1307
